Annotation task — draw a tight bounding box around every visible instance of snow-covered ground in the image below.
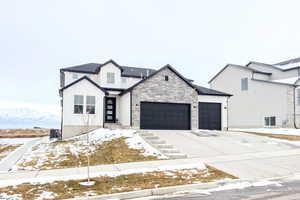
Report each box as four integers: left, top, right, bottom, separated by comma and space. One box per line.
0, 137, 38, 145
12, 128, 166, 171
174, 180, 282, 196
230, 128, 300, 136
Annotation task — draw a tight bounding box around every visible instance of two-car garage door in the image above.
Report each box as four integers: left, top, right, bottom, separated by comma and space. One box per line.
140, 102, 222, 130
140, 102, 191, 130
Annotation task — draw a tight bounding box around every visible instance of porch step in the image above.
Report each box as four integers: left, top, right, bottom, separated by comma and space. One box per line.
154, 144, 174, 149
165, 153, 188, 159
139, 132, 154, 137
144, 136, 160, 140
137, 131, 187, 160
148, 140, 166, 145
103, 123, 123, 129
160, 149, 180, 154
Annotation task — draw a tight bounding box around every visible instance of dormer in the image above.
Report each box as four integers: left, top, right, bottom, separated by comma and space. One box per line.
97, 60, 123, 88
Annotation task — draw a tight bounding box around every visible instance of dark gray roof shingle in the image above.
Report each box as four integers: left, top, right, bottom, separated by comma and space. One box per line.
193, 84, 232, 96
60, 61, 157, 78
121, 66, 156, 78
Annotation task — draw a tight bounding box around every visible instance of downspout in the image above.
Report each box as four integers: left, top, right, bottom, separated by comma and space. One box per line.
103, 95, 106, 128
130, 91, 132, 127
60, 93, 63, 140
226, 96, 229, 131
293, 86, 299, 129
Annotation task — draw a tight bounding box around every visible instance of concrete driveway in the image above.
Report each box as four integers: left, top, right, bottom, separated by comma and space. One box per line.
149, 130, 300, 180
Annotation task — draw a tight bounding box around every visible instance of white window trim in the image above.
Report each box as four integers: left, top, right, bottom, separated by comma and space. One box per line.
74, 95, 84, 114
107, 72, 115, 84
241, 78, 248, 91
86, 96, 96, 114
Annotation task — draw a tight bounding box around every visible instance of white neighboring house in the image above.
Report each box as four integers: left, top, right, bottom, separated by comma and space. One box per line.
59, 59, 232, 139
209, 57, 300, 129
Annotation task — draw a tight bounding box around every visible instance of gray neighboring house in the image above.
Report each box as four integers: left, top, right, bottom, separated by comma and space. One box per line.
59, 59, 231, 139
209, 57, 300, 129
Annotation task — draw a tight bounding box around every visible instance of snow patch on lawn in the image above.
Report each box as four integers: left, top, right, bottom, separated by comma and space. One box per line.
176, 180, 281, 195
72, 128, 166, 158
12, 129, 166, 171
0, 162, 207, 187
231, 128, 300, 136
36, 191, 56, 200
0, 137, 37, 145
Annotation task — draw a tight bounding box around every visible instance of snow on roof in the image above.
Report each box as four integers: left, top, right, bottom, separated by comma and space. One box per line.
274, 62, 300, 70
272, 76, 300, 85
273, 57, 300, 70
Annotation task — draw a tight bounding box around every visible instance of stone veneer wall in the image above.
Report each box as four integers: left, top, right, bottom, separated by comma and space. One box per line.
131, 67, 199, 129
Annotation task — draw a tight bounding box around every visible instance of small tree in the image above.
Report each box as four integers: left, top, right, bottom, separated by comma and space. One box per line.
80, 109, 95, 186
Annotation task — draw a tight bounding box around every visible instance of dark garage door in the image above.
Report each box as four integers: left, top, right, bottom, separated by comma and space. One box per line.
198, 102, 221, 130
140, 102, 191, 130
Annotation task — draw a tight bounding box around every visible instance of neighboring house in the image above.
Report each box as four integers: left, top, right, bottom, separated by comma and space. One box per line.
209, 57, 300, 129
59, 59, 231, 139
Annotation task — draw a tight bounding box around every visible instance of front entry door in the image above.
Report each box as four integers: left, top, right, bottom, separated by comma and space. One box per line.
105, 97, 116, 123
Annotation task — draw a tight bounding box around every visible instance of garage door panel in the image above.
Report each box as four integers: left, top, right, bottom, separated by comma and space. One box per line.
199, 102, 221, 130
140, 102, 190, 130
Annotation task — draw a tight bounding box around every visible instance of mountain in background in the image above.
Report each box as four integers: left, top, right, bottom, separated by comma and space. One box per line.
0, 101, 60, 129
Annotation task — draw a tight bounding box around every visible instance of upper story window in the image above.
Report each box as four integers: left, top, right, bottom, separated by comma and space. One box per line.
86, 96, 96, 114
72, 73, 78, 80
241, 78, 248, 91
297, 89, 300, 106
107, 72, 115, 84
165, 75, 169, 81
74, 95, 84, 114
121, 77, 127, 84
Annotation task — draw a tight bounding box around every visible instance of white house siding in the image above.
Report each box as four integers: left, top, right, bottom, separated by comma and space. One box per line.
98, 63, 122, 88
119, 92, 131, 126
210, 66, 295, 128
62, 79, 105, 139
252, 72, 270, 80
248, 63, 299, 80
294, 85, 300, 127
64, 71, 97, 86
198, 95, 229, 130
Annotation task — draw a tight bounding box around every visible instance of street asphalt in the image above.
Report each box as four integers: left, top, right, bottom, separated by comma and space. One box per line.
151, 179, 300, 200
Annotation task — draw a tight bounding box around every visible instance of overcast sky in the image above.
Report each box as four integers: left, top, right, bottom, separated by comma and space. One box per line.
1, 0, 300, 107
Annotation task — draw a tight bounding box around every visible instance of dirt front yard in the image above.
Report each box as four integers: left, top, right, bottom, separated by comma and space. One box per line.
0, 165, 236, 200
0, 129, 49, 138
0, 144, 20, 161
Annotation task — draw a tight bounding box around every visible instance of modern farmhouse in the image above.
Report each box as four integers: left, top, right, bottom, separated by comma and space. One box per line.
209, 57, 300, 129
59, 60, 231, 139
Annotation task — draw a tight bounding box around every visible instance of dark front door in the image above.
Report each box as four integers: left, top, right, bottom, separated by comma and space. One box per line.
140, 102, 191, 130
105, 97, 116, 123
198, 102, 221, 130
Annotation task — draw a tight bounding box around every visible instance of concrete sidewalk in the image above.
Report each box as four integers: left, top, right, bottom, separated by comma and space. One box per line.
1, 148, 300, 186
0, 138, 42, 172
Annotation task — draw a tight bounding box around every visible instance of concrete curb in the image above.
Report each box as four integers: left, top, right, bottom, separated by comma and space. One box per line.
67, 173, 300, 200
67, 179, 241, 200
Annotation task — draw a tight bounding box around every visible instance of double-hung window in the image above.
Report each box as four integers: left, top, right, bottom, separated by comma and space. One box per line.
74, 95, 84, 114
265, 116, 276, 127
107, 72, 115, 84
86, 96, 96, 114
241, 78, 248, 91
